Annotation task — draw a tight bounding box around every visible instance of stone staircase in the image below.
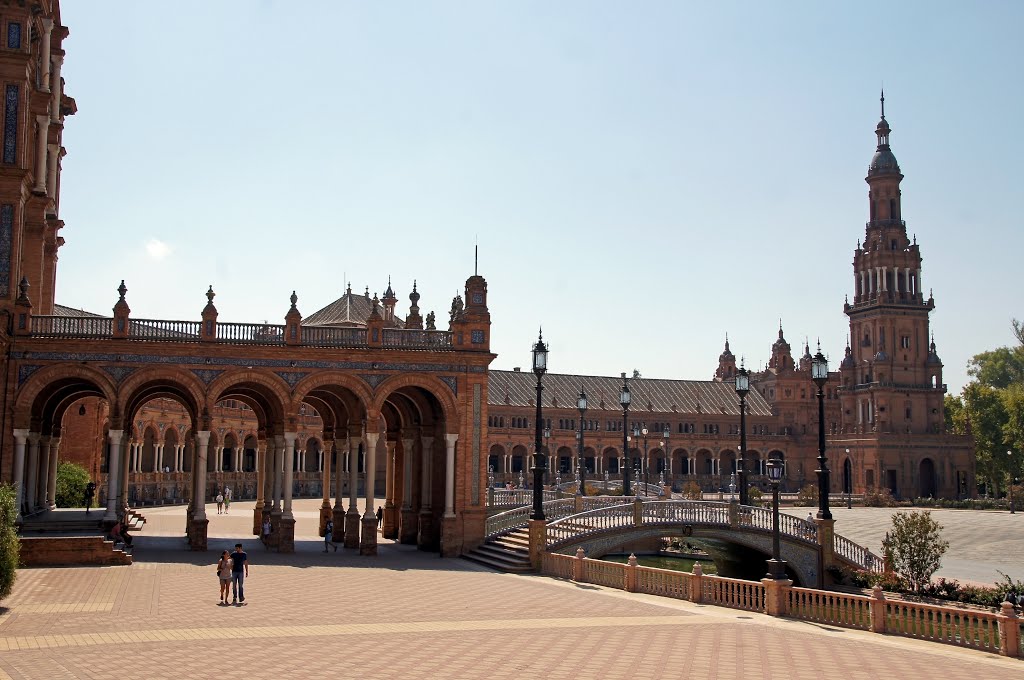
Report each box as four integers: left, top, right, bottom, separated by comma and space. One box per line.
463, 528, 533, 572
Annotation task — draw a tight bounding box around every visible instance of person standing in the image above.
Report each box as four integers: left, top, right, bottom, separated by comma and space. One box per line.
84, 481, 96, 514
216, 491, 224, 515
229, 543, 248, 605
224, 494, 231, 514
376, 506, 383, 529
324, 519, 337, 552
217, 550, 233, 605
262, 518, 272, 550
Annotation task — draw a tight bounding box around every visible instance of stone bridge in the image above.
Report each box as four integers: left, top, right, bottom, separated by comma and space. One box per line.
484, 499, 883, 587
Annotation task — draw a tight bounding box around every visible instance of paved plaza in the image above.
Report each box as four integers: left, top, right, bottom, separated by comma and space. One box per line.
1, 500, 1022, 678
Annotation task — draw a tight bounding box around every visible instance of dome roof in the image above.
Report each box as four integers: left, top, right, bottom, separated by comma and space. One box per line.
873, 349, 889, 362
868, 147, 901, 176
840, 353, 856, 369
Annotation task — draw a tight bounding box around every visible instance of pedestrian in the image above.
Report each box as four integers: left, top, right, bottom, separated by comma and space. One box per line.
229, 543, 248, 605
262, 518, 272, 550
84, 481, 96, 514
324, 519, 337, 552
216, 491, 224, 514
376, 506, 383, 528
224, 494, 230, 514
217, 550, 233, 605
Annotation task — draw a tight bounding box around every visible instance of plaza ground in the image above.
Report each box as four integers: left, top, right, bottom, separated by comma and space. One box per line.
2, 500, 1021, 679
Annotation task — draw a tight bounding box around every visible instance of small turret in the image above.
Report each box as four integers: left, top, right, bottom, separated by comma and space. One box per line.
715, 334, 737, 380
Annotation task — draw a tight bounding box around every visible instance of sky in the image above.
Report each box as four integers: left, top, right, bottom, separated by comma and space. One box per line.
55, 1, 1022, 395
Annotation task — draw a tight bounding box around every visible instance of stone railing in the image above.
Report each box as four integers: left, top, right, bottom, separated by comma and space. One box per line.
833, 533, 885, 573
489, 489, 557, 506
484, 496, 628, 539
301, 326, 367, 347
381, 328, 453, 349
130, 318, 202, 341
31, 315, 113, 338
542, 552, 1022, 658
216, 322, 285, 344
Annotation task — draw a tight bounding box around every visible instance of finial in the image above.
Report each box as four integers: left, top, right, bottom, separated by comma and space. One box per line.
880, 88, 885, 119
16, 276, 29, 303
845, 293, 849, 305
289, 290, 298, 310
538, 326, 543, 341
117, 280, 127, 300
816, 338, 822, 353
474, 241, 478, 276
857, 239, 861, 250
740, 356, 745, 370
724, 333, 730, 351
206, 285, 215, 305
413, 279, 417, 293
913, 234, 917, 245
346, 281, 352, 295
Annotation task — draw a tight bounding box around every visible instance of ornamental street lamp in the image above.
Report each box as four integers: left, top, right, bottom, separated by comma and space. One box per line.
734, 363, 750, 506
846, 448, 852, 509
642, 426, 650, 490
530, 329, 548, 521
663, 427, 671, 485
811, 344, 832, 520
765, 454, 787, 579
620, 375, 632, 496
545, 426, 552, 486
577, 387, 588, 497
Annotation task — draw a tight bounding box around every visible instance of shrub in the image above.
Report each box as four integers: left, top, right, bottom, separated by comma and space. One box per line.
863, 486, 897, 507
0, 483, 19, 602
680, 481, 703, 500
881, 510, 949, 593
747, 487, 765, 507
55, 461, 91, 508
794, 484, 818, 507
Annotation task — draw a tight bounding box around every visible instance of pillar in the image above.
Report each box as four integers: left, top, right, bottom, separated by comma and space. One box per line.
272, 435, 283, 512
37, 437, 51, 509
25, 434, 39, 511
320, 439, 333, 537
418, 435, 435, 549
46, 143, 59, 197
333, 439, 348, 544
12, 429, 28, 522
104, 430, 123, 523
34, 116, 48, 192
400, 437, 417, 544
444, 433, 458, 518
39, 17, 53, 92
50, 54, 63, 123
46, 437, 60, 509
344, 433, 360, 549
252, 439, 265, 536
360, 431, 379, 555
278, 432, 297, 553
190, 431, 211, 550
382, 439, 398, 539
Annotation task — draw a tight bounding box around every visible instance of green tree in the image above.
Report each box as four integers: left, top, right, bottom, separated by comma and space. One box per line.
881, 510, 949, 593
55, 462, 91, 508
966, 346, 1024, 389
0, 483, 20, 602
955, 383, 1009, 494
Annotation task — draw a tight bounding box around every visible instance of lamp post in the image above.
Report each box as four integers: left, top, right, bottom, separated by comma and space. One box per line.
811, 345, 832, 520
663, 427, 671, 487
846, 448, 852, 509
545, 427, 553, 487
642, 426, 649, 490
765, 454, 786, 579
735, 363, 750, 506
620, 375, 632, 496
577, 387, 588, 497
530, 329, 548, 521
1009, 450, 1015, 514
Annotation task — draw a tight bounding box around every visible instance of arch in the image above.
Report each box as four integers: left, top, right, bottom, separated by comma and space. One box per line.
843, 457, 853, 495
14, 363, 118, 430
118, 366, 207, 427
207, 369, 292, 431
370, 374, 459, 430
291, 371, 373, 416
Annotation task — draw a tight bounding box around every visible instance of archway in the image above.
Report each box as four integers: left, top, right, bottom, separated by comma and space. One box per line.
919, 458, 936, 498
843, 457, 853, 495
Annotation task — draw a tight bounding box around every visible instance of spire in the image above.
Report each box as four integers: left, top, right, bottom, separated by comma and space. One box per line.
724, 333, 730, 352
778, 320, 784, 340
880, 88, 885, 120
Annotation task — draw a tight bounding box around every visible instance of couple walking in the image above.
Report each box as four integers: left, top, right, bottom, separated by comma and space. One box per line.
216, 544, 249, 605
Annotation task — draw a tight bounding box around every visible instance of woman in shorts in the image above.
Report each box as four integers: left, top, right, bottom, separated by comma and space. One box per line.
217, 550, 233, 604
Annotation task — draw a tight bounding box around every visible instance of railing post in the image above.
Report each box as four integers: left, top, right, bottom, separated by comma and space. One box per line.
689, 562, 704, 603
633, 497, 643, 526
285, 291, 301, 346
366, 294, 384, 347
112, 280, 130, 339
528, 518, 546, 571
573, 547, 585, 581
200, 285, 218, 342
761, 577, 792, 617
869, 585, 887, 634
817, 518, 836, 586
997, 601, 1020, 657
728, 499, 739, 528
625, 553, 638, 592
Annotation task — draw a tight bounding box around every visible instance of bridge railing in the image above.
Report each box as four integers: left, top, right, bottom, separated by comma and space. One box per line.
735, 506, 818, 543
484, 497, 574, 539
541, 553, 1022, 658
489, 489, 557, 507
833, 532, 884, 573
545, 503, 635, 548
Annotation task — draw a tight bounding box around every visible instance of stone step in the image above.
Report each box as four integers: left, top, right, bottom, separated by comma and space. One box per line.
463, 549, 533, 573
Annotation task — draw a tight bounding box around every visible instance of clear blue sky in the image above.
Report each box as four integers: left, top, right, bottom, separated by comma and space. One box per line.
56, 1, 1022, 395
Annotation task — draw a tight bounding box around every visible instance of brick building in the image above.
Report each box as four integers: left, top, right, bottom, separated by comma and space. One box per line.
0, 5, 973, 563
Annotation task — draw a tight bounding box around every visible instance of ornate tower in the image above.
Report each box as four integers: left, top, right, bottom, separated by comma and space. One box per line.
715, 335, 736, 381
840, 94, 945, 436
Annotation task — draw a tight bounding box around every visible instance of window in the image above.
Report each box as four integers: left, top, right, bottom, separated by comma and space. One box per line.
900, 335, 910, 349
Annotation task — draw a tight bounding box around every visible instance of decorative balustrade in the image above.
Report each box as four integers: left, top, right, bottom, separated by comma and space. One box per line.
541, 552, 574, 579
217, 322, 285, 345
301, 326, 367, 347
582, 558, 626, 589
787, 587, 871, 630
833, 533, 884, 573
30, 315, 113, 338
885, 599, 1001, 653
489, 489, 557, 506
483, 497, 574, 538
702, 575, 765, 611
545, 503, 634, 548
128, 318, 202, 341
635, 565, 691, 600
381, 328, 453, 349
639, 500, 731, 528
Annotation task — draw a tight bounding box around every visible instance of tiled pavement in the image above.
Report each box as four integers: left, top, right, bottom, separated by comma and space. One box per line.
2, 500, 1021, 678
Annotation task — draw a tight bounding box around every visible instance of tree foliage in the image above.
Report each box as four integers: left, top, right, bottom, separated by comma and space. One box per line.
0, 483, 20, 602
881, 510, 949, 593
55, 462, 91, 508
966, 346, 1024, 390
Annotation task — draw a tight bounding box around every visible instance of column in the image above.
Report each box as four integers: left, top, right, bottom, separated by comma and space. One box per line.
46, 438, 60, 509
252, 439, 266, 536
194, 431, 210, 520
444, 434, 458, 518
420, 436, 434, 509
382, 439, 398, 538
25, 434, 39, 511
39, 17, 53, 92
400, 437, 417, 544
321, 440, 332, 508
12, 429, 28, 522
46, 143, 59, 197
34, 116, 48, 192
272, 435, 283, 511
234, 444, 242, 473
363, 432, 378, 521
283, 433, 296, 519
104, 430, 123, 522
35, 437, 49, 510
155, 444, 163, 472
344, 432, 361, 549
50, 54, 63, 122
917, 268, 923, 297
118, 430, 131, 514
881, 266, 887, 292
